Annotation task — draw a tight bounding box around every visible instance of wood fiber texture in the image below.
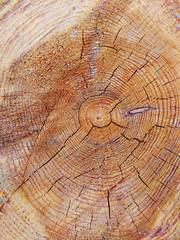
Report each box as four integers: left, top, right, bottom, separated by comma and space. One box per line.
0, 0, 180, 239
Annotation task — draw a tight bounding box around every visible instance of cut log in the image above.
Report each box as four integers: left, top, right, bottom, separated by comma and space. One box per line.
0, 0, 179, 239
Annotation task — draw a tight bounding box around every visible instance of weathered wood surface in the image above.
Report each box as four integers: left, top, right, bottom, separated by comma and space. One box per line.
0, 0, 179, 239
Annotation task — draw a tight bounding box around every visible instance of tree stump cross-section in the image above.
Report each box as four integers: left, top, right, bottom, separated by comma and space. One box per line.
0, 0, 179, 239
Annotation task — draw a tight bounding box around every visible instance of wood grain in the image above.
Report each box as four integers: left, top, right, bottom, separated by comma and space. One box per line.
0, 0, 179, 239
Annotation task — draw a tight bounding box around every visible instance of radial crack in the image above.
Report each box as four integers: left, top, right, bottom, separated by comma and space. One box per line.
113, 27, 123, 44
90, 211, 93, 230
109, 101, 121, 113
127, 69, 138, 82
157, 179, 172, 190
119, 142, 141, 172
82, 74, 88, 88
152, 154, 180, 170
102, 66, 119, 93
129, 212, 139, 232
74, 168, 94, 179
112, 121, 125, 128
127, 61, 149, 82
14, 126, 82, 192
107, 190, 111, 219
121, 133, 143, 143
131, 194, 150, 221
77, 185, 85, 199
147, 194, 162, 211
80, 31, 85, 59
133, 166, 150, 188
65, 200, 71, 218
139, 60, 149, 70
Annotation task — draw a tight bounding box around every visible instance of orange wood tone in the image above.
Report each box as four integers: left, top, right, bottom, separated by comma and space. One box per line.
0, 0, 179, 239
